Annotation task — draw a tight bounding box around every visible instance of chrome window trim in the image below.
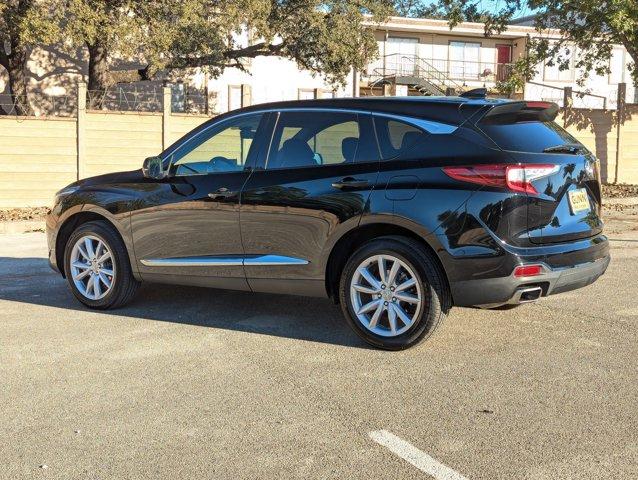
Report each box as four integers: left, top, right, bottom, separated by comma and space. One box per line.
164, 106, 457, 172
166, 107, 456, 160
141, 254, 309, 267
266, 108, 457, 135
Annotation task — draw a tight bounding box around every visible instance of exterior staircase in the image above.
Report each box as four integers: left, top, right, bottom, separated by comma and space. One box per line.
368, 54, 463, 96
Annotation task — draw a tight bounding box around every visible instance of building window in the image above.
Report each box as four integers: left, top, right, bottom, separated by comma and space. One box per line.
449, 41, 481, 80
228, 85, 242, 111
609, 48, 625, 85
298, 88, 316, 100
543, 45, 575, 82
386, 37, 419, 76
320, 89, 337, 99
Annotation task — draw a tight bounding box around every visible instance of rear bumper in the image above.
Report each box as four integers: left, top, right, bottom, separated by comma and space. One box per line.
449, 235, 610, 307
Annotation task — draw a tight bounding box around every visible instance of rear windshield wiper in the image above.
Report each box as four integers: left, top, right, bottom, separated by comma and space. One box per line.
543, 143, 583, 154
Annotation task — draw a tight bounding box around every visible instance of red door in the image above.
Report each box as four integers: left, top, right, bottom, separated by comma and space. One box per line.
496, 45, 512, 82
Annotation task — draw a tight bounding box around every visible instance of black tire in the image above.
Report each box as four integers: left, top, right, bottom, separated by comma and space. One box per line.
63, 220, 140, 309
338, 236, 451, 350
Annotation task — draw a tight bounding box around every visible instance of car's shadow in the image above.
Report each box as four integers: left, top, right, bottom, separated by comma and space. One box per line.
0, 256, 367, 349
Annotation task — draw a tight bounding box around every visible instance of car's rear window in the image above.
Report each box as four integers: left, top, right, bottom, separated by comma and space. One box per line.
479, 121, 580, 153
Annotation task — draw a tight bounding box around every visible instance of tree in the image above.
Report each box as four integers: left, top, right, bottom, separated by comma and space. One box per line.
144, 0, 394, 86
395, 0, 483, 21
62, 0, 146, 107
416, 0, 638, 92
61, 0, 393, 105
0, 0, 59, 115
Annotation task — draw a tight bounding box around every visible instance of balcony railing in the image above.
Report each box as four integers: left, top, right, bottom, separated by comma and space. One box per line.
367, 54, 514, 84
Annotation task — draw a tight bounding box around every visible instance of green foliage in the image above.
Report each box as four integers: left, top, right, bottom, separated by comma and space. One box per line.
58, 0, 393, 87
0, 0, 60, 55
0, 1, 61, 114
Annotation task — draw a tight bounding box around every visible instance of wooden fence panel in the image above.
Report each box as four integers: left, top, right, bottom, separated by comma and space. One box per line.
168, 114, 210, 146
1, 104, 637, 208
619, 105, 638, 184
84, 112, 163, 178
0, 117, 76, 207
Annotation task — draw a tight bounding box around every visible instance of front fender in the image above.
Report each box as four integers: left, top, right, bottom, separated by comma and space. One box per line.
48, 192, 138, 279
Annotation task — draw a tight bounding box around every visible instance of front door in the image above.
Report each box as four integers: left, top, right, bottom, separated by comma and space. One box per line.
240, 110, 380, 296
130, 112, 268, 290
496, 44, 512, 81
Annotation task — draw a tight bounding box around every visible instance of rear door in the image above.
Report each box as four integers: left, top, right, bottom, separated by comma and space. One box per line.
478, 106, 603, 244
239, 110, 380, 294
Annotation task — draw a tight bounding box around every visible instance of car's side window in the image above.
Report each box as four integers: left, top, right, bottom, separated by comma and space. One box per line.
170, 113, 264, 176
373, 116, 429, 161
266, 111, 377, 170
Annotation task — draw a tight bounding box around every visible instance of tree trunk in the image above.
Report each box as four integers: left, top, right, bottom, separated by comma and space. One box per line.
0, 42, 32, 116
86, 40, 109, 109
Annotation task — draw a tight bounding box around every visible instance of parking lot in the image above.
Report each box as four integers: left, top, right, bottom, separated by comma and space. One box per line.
1, 224, 637, 479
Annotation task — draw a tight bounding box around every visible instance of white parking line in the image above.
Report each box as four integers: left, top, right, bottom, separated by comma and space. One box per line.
369, 430, 469, 480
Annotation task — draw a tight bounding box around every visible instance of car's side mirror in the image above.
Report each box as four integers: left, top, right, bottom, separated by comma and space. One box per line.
142, 156, 168, 179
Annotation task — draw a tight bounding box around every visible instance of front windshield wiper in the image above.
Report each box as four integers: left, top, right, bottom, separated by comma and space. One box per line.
543, 143, 583, 154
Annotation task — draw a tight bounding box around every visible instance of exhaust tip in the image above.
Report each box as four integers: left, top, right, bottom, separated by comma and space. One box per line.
517, 286, 543, 303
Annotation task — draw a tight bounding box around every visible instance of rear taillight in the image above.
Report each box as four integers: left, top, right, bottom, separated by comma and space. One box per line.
443, 164, 559, 194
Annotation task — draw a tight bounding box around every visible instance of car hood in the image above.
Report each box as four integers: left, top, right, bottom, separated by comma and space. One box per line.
66, 169, 145, 191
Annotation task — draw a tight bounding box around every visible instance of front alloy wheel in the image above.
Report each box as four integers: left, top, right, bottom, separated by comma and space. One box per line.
70, 235, 115, 300
64, 220, 139, 309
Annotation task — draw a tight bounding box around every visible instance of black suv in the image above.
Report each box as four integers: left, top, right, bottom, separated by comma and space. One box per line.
47, 96, 610, 349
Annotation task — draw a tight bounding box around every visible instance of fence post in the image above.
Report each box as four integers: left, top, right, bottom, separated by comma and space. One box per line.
614, 83, 627, 184
563, 86, 572, 128
162, 84, 171, 151
76, 82, 87, 180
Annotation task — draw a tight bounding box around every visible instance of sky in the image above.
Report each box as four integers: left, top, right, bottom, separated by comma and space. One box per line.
418, 0, 537, 20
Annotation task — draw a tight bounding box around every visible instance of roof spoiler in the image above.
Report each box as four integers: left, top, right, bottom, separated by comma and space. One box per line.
480, 101, 560, 124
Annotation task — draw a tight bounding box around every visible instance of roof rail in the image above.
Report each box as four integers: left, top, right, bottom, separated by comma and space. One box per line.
460, 88, 487, 99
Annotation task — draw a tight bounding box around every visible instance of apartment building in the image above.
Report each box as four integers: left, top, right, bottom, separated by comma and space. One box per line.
360, 17, 528, 97
360, 16, 636, 109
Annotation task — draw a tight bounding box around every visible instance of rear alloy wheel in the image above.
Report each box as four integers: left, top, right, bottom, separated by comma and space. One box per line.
339, 236, 450, 350
64, 220, 139, 309
349, 254, 424, 337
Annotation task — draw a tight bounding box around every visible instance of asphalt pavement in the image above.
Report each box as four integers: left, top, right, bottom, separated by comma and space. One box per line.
1, 231, 637, 479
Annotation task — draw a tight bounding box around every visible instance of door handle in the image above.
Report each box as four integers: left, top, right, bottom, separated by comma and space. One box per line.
331, 177, 370, 190
207, 187, 235, 200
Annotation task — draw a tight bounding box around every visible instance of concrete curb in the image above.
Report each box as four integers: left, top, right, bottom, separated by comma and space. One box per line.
0, 220, 46, 234
604, 196, 638, 206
